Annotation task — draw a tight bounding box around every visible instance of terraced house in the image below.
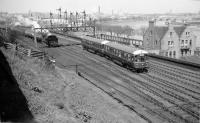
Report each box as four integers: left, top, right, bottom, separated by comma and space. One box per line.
143, 21, 197, 58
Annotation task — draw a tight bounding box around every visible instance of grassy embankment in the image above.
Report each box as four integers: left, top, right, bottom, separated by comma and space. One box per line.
1, 46, 146, 123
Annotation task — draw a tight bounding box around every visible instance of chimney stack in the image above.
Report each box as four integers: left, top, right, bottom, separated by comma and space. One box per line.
149, 20, 155, 29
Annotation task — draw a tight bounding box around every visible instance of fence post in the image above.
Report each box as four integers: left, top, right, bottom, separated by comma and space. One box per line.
13, 44, 17, 52
28, 49, 31, 57
75, 64, 78, 73
34, 28, 37, 47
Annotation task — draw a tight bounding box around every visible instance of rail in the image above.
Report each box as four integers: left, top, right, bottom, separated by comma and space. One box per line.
148, 53, 200, 70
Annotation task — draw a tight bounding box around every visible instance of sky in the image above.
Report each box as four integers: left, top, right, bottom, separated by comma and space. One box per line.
0, 0, 200, 14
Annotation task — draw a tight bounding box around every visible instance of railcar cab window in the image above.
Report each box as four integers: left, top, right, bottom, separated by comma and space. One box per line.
141, 55, 145, 62
135, 55, 140, 62
135, 55, 146, 62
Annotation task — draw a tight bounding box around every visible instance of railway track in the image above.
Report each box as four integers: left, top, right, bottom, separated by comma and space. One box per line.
18, 35, 200, 123
55, 45, 199, 123
149, 60, 200, 83
139, 74, 200, 118
57, 47, 185, 123
149, 64, 200, 88
149, 65, 200, 90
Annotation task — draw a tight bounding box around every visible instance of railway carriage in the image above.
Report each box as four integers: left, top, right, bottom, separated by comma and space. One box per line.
104, 42, 148, 72
81, 36, 109, 54
81, 36, 149, 72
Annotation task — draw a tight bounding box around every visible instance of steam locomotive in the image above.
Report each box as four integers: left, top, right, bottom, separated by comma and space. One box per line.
24, 29, 58, 47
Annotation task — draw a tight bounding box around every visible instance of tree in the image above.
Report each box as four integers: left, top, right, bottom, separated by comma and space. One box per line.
139, 26, 147, 36
123, 26, 134, 37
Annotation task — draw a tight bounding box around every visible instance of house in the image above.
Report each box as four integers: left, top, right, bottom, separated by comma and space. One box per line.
189, 26, 200, 56
143, 21, 197, 58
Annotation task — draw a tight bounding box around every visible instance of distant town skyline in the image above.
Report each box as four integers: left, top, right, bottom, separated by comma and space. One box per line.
1, 0, 200, 14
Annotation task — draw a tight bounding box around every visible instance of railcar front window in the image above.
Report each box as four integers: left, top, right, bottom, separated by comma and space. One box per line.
140, 57, 145, 62
135, 56, 140, 62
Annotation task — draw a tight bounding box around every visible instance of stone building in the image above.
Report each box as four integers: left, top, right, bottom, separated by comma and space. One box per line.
143, 21, 197, 58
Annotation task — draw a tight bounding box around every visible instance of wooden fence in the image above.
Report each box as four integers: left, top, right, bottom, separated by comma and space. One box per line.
4, 42, 48, 60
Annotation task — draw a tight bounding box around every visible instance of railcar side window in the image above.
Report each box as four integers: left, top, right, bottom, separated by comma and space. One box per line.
131, 56, 134, 61
128, 54, 131, 61
124, 53, 127, 59
119, 51, 121, 57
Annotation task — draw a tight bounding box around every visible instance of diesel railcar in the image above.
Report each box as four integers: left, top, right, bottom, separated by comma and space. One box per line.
81, 36, 149, 72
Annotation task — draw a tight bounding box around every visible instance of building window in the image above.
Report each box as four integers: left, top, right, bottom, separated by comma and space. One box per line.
168, 41, 170, 45
150, 30, 152, 36
190, 40, 192, 46
181, 40, 184, 44
185, 40, 188, 44
170, 32, 173, 37
171, 41, 174, 46
169, 51, 172, 57
173, 51, 176, 58
155, 40, 157, 45
181, 51, 183, 56
186, 32, 190, 36
168, 41, 173, 46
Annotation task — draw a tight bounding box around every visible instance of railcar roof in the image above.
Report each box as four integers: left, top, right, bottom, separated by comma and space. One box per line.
105, 42, 148, 55
105, 42, 137, 53
81, 36, 105, 43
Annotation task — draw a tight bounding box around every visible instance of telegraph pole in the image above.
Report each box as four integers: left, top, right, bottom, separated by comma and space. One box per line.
76, 12, 78, 31
34, 28, 37, 47
57, 7, 62, 26
83, 10, 86, 31
64, 10, 67, 26
75, 64, 78, 73
50, 11, 53, 30
70, 12, 73, 28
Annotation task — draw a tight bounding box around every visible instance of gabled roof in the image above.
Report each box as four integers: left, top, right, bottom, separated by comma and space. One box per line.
147, 25, 186, 41
154, 26, 168, 41
174, 26, 186, 37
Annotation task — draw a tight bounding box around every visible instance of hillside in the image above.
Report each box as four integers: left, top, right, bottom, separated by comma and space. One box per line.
0, 46, 146, 123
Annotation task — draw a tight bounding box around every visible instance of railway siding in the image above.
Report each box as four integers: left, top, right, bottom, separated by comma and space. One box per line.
148, 54, 200, 71
28, 33, 200, 123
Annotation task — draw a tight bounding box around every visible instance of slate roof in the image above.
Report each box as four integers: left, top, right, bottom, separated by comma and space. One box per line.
146, 25, 186, 41
154, 26, 168, 41
174, 26, 186, 37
